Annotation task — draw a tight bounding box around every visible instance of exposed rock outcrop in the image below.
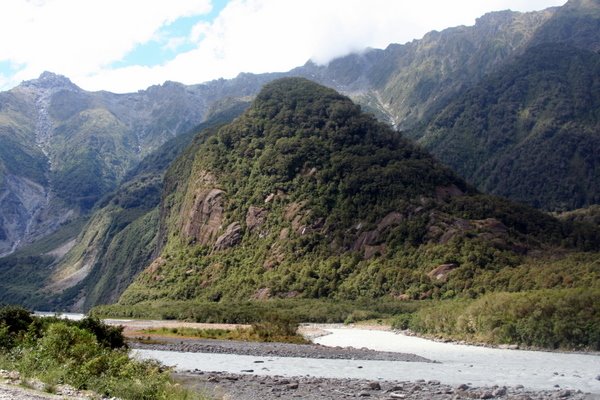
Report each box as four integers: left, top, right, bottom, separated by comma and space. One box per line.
246, 206, 267, 232
183, 188, 225, 245
214, 222, 242, 251
352, 211, 405, 258
428, 263, 459, 282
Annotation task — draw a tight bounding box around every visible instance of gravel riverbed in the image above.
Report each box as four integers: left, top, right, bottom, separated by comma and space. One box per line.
130, 336, 599, 399
175, 371, 596, 400
130, 336, 431, 362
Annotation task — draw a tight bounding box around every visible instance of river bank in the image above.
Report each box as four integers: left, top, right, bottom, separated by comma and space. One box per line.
129, 326, 600, 399
173, 371, 592, 400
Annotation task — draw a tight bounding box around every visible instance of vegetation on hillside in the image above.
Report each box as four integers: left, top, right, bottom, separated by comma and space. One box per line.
412, 44, 600, 210
116, 78, 599, 315
0, 104, 247, 311
402, 288, 600, 350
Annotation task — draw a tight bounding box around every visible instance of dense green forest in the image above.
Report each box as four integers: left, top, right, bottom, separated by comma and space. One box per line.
109, 79, 598, 331
411, 44, 600, 210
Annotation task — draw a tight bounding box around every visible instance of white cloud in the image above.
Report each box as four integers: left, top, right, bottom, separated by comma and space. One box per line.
0, 0, 212, 88
1, 0, 567, 93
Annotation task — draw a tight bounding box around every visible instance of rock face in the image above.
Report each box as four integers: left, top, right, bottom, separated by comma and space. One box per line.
246, 206, 267, 232
428, 263, 459, 282
214, 222, 242, 251
184, 188, 225, 245
352, 212, 404, 259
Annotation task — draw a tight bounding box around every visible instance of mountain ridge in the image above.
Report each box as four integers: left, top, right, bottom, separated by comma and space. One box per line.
0, 0, 598, 311
116, 78, 598, 307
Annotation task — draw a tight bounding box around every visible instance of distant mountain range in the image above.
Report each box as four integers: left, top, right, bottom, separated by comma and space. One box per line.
0, 0, 598, 311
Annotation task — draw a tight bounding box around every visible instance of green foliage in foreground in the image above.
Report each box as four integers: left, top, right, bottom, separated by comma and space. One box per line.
402, 288, 600, 350
0, 306, 202, 400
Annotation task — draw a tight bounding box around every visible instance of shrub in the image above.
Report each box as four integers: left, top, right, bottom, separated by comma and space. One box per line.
411, 289, 600, 350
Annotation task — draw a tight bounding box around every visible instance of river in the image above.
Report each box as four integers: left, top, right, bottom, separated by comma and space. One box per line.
134, 327, 600, 394
34, 313, 600, 394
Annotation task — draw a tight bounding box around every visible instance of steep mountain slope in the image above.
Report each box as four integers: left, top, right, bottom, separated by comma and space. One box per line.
529, 0, 600, 51
293, 7, 556, 129
2, 0, 599, 311
2, 0, 596, 258
412, 43, 600, 210
0, 72, 278, 256
118, 79, 597, 307
0, 103, 247, 310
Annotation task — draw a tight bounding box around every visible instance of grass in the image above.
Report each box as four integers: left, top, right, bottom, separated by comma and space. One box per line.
140, 318, 310, 345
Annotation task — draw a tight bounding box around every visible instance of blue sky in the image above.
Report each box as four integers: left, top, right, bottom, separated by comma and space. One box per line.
0, 0, 566, 93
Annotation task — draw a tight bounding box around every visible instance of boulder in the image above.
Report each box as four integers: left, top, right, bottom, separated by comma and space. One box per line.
246, 206, 267, 232
427, 263, 459, 281
214, 222, 242, 250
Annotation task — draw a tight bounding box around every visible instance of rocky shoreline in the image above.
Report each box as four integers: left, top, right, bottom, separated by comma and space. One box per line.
175, 371, 593, 400
130, 336, 431, 362
130, 337, 598, 399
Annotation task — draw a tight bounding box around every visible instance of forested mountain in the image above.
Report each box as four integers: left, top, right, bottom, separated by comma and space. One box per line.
3, 0, 597, 259
0, 72, 276, 256
0, 0, 598, 311
410, 44, 600, 210
115, 79, 598, 307
0, 103, 247, 309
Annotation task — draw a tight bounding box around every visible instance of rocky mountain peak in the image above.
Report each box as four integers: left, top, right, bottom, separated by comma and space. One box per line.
20, 71, 80, 92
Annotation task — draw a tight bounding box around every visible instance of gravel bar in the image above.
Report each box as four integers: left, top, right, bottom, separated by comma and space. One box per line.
129, 336, 432, 362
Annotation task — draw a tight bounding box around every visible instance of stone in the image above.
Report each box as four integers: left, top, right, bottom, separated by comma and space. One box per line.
183, 186, 224, 244
480, 391, 494, 399
493, 386, 507, 396
246, 206, 267, 232
214, 222, 242, 250
390, 393, 406, 399
427, 263, 459, 281
286, 382, 299, 390
368, 382, 381, 390
358, 391, 371, 397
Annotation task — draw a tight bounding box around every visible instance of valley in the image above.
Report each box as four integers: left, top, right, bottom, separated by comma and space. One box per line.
0, 3, 597, 395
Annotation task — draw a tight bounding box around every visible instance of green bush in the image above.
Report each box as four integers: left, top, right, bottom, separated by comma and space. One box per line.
411, 288, 600, 350
0, 306, 203, 399
250, 313, 306, 343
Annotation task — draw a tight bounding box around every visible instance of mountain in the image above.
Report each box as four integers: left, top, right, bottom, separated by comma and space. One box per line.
0, 102, 248, 310
1, 0, 599, 311
2, 0, 598, 258
0, 71, 278, 256
114, 78, 597, 307
410, 43, 600, 210
292, 6, 556, 129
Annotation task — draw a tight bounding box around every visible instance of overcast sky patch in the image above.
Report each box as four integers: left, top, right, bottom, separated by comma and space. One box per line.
0, 0, 567, 93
